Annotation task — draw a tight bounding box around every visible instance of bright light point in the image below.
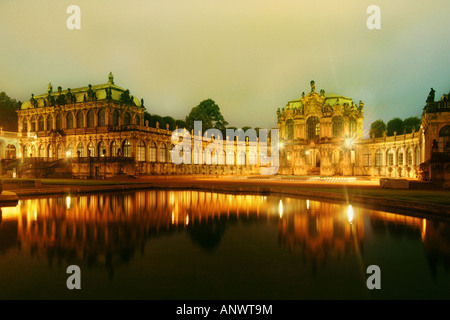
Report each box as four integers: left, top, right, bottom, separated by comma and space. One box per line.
185, 215, 189, 225
66, 151, 71, 157
278, 200, 283, 218
171, 212, 175, 224
306, 199, 310, 210
279, 142, 284, 149
348, 205, 354, 223
305, 150, 310, 155
66, 196, 71, 209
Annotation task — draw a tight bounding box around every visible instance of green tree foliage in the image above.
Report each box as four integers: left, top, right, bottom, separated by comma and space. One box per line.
163, 116, 176, 131
369, 119, 386, 138
150, 114, 165, 129
403, 116, 421, 134
175, 119, 187, 129
185, 99, 228, 133
0, 92, 21, 131
387, 117, 405, 136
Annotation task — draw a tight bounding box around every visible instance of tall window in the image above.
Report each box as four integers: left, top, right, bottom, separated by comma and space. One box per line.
30, 117, 36, 132
66, 112, 74, 129
307, 116, 320, 140
77, 143, 84, 157
112, 110, 119, 126
387, 149, 394, 166
87, 142, 95, 157
38, 116, 44, 131
439, 125, 450, 152
87, 110, 95, 128
159, 143, 167, 162
47, 116, 53, 131
415, 147, 421, 165
98, 141, 106, 157
137, 141, 146, 161
332, 116, 344, 138
39, 145, 45, 158
66, 143, 74, 157
98, 108, 106, 127
363, 149, 371, 166
406, 147, 413, 165
124, 112, 131, 126
76, 111, 84, 128
122, 140, 131, 157
56, 113, 62, 130
149, 142, 157, 162
397, 149, 404, 165
48, 144, 53, 159
375, 149, 383, 166
286, 119, 294, 140
57, 144, 63, 159
22, 118, 28, 132
110, 141, 118, 157
135, 114, 141, 126
237, 151, 246, 165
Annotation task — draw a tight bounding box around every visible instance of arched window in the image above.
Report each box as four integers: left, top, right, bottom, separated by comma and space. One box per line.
30, 116, 36, 132
76, 111, 84, 128
66, 143, 74, 158
98, 108, 105, 127
56, 144, 63, 159
307, 116, 320, 140
237, 150, 246, 165
349, 117, 357, 135
123, 112, 131, 126
135, 114, 141, 126
406, 147, 413, 165
439, 125, 450, 152
387, 149, 394, 166
38, 116, 44, 131
56, 113, 62, 130
375, 149, 383, 167
137, 140, 146, 161
122, 140, 131, 157
46, 115, 53, 131
149, 142, 157, 162
332, 116, 344, 138
66, 112, 74, 129
112, 110, 119, 126
397, 148, 404, 165
87, 142, 95, 157
98, 141, 106, 157
87, 110, 95, 128
363, 149, 371, 166
77, 142, 84, 157
159, 143, 167, 162
110, 141, 118, 157
286, 119, 294, 140
226, 150, 235, 165
39, 145, 45, 158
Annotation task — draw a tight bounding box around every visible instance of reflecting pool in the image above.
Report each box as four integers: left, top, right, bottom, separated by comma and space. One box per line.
0, 190, 449, 299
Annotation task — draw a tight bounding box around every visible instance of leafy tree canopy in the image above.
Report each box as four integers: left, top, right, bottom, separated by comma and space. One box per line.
0, 92, 21, 132
185, 99, 228, 133
387, 117, 405, 136
369, 119, 386, 138
403, 116, 421, 134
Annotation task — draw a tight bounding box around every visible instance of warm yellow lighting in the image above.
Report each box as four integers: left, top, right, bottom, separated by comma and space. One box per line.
305, 150, 310, 155
66, 151, 71, 157
171, 211, 175, 224
348, 205, 353, 224
278, 199, 283, 218
66, 196, 71, 209
185, 215, 189, 226
306, 199, 310, 210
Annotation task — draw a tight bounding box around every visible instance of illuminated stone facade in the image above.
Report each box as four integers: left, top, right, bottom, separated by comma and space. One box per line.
275, 81, 450, 179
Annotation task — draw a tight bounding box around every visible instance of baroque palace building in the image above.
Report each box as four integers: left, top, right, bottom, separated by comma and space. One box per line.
3, 74, 449, 182
277, 80, 450, 181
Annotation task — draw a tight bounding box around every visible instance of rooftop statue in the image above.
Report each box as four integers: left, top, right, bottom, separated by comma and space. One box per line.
427, 88, 435, 103
108, 72, 114, 85
310, 80, 315, 93
47, 82, 53, 94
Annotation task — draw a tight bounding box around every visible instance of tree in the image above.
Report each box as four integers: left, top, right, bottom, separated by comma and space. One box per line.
175, 119, 187, 129
387, 118, 404, 136
369, 119, 386, 138
403, 116, 421, 134
150, 114, 165, 129
163, 116, 176, 131
144, 111, 152, 126
0, 92, 21, 132
185, 99, 228, 133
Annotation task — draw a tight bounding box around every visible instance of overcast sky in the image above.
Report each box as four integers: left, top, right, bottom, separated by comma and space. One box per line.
0, 0, 449, 136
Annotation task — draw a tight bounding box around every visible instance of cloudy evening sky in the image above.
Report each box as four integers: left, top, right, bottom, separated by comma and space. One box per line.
0, 0, 449, 136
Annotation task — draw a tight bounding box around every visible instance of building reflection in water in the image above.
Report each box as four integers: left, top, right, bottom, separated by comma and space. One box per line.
0, 190, 449, 280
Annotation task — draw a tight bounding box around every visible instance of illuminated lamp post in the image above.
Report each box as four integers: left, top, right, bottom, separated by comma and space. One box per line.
344, 136, 357, 176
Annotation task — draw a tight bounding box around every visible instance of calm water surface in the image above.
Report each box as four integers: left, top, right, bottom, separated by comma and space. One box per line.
0, 190, 449, 299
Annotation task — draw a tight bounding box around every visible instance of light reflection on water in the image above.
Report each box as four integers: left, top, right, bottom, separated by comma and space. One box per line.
0, 190, 449, 299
